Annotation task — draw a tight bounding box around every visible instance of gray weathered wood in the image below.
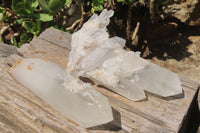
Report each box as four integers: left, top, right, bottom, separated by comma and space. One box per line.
0, 28, 199, 133
39, 28, 72, 50
0, 43, 18, 58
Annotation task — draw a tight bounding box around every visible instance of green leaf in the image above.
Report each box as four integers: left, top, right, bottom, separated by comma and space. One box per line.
117, 0, 126, 2
91, 7, 95, 14
0, 6, 6, 13
18, 42, 24, 47
38, 0, 66, 15
34, 13, 53, 22
94, 5, 103, 11
64, 0, 70, 6
15, 19, 23, 25
13, 38, 18, 46
23, 20, 41, 36
50, 24, 58, 29
48, 0, 60, 10
87, 1, 91, 6
128, 0, 136, 2
20, 33, 28, 42
92, 0, 105, 6
27, 36, 33, 42
38, 0, 51, 12
0, 14, 8, 22
10, 22, 14, 26
0, 6, 8, 22
12, 0, 38, 17
31, 0, 39, 8
91, 0, 105, 13
48, 0, 65, 15
0, 37, 3, 43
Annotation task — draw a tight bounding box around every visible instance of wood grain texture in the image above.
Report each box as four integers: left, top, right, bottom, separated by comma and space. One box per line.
0, 28, 199, 133
39, 28, 72, 50
0, 43, 18, 58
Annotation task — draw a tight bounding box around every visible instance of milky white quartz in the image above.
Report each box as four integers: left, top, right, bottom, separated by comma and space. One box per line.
9, 58, 113, 128
67, 9, 183, 101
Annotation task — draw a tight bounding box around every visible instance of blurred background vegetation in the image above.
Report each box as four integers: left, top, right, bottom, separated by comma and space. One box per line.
0, 0, 168, 47
1, 0, 200, 61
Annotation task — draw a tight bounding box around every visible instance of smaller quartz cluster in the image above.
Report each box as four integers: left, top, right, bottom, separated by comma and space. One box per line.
67, 9, 183, 101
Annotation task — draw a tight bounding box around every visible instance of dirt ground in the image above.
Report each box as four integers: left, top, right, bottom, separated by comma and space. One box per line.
149, 35, 200, 84
141, 23, 200, 84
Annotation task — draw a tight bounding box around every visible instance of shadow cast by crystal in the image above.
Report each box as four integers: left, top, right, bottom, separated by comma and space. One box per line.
145, 89, 185, 101
88, 107, 122, 131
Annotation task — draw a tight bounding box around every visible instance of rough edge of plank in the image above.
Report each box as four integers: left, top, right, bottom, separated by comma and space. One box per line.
178, 87, 200, 133
0, 43, 18, 58
179, 75, 199, 90
39, 28, 72, 50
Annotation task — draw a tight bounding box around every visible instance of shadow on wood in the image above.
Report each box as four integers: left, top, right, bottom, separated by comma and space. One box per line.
145, 89, 185, 101
178, 87, 200, 133
87, 107, 122, 131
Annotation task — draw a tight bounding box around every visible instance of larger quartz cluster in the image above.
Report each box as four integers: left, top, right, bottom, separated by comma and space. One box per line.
9, 9, 183, 129
67, 9, 183, 101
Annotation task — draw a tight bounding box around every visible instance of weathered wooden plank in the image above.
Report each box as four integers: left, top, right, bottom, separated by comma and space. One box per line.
0, 28, 199, 133
18, 38, 69, 67
94, 85, 196, 132
179, 75, 199, 90
39, 28, 72, 50
0, 43, 17, 58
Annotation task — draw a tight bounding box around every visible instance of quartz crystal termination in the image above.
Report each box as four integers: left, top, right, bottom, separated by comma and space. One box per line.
67, 9, 183, 101
9, 58, 113, 128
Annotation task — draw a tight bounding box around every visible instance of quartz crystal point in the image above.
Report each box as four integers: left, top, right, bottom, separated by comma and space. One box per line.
9, 58, 113, 128
67, 9, 183, 101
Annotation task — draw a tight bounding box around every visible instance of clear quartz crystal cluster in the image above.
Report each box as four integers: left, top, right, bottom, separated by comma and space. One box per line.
9, 9, 183, 128
67, 9, 183, 101
9, 58, 113, 128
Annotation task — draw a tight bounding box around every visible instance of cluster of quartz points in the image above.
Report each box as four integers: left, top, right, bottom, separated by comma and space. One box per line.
9, 9, 182, 128
67, 9, 183, 101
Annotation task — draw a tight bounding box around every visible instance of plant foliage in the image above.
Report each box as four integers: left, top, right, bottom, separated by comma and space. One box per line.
0, 6, 8, 22
12, 0, 39, 17
38, 0, 67, 15
6, 0, 70, 47
1, 0, 168, 47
